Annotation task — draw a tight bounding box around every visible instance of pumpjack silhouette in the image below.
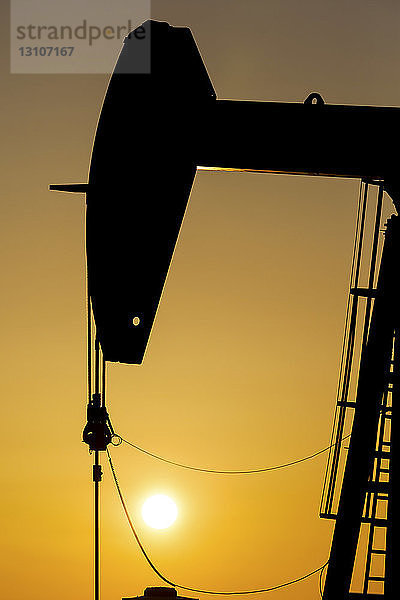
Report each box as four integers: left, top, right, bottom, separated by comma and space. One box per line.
51, 20, 399, 600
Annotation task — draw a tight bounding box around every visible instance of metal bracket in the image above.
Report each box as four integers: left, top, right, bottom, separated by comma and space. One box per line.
82, 393, 113, 451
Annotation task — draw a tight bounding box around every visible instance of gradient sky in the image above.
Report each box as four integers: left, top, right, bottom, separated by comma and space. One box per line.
1, 2, 400, 600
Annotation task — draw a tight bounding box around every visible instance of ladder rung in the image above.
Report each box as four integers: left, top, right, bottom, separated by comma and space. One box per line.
377, 494, 389, 500
371, 548, 386, 555
378, 468, 390, 473
361, 516, 387, 526
386, 373, 400, 383
368, 576, 386, 581
347, 592, 384, 600
348, 594, 385, 599
350, 287, 378, 298
367, 481, 389, 492
322, 512, 388, 526
319, 512, 337, 520
374, 450, 391, 458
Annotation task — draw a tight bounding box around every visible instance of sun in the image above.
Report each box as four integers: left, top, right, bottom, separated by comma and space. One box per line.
141, 494, 178, 529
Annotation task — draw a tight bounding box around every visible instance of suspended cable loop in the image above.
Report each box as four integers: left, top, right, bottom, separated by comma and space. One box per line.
319, 560, 329, 598
106, 448, 328, 595
115, 433, 351, 474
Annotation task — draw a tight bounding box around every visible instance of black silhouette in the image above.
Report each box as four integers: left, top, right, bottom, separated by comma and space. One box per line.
123, 587, 195, 600
50, 19, 400, 600
51, 19, 400, 365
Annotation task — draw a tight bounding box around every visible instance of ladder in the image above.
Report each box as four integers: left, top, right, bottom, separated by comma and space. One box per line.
360, 346, 393, 596
320, 182, 399, 599
347, 334, 397, 599
323, 332, 396, 599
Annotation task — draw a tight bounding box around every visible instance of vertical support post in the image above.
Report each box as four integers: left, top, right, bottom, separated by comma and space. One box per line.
87, 287, 108, 600
93, 450, 102, 600
94, 337, 101, 600
386, 328, 399, 599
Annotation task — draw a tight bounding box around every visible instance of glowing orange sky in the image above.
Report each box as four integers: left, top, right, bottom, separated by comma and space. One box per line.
1, 2, 400, 600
